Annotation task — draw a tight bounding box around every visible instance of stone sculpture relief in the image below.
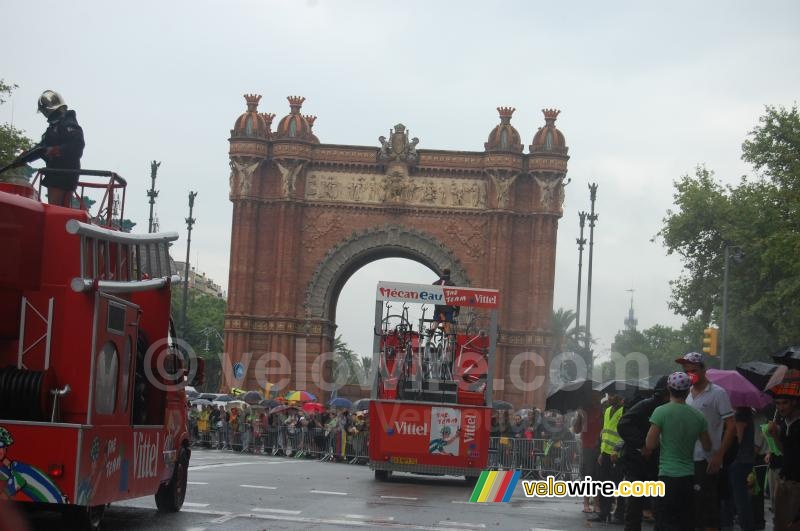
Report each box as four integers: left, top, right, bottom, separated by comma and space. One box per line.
487, 170, 519, 209
230, 157, 261, 196
534, 175, 565, 210
304, 171, 487, 209
276, 161, 306, 197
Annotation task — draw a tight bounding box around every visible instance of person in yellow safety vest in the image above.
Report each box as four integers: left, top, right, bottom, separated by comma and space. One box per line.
198, 406, 210, 434
588, 391, 626, 524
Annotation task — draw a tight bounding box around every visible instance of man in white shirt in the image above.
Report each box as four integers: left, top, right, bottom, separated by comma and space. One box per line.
676, 351, 735, 531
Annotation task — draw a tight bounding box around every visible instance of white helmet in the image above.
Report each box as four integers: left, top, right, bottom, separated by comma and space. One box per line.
37, 90, 67, 117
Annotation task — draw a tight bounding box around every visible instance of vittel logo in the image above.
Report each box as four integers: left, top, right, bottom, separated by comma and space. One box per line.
473, 294, 497, 305
393, 421, 428, 436
133, 432, 159, 479
463, 413, 477, 443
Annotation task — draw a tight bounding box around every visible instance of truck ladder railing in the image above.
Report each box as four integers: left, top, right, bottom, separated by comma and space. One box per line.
17, 296, 55, 370
66, 219, 180, 293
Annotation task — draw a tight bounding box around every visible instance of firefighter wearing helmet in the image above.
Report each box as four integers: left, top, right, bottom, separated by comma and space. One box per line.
32, 90, 86, 206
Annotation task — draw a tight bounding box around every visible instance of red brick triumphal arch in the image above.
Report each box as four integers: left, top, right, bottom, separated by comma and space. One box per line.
222, 94, 569, 407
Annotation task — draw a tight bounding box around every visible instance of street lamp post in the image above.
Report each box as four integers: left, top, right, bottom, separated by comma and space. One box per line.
720, 245, 743, 369
584, 183, 598, 360
576, 211, 588, 365
147, 161, 161, 233
181, 191, 197, 339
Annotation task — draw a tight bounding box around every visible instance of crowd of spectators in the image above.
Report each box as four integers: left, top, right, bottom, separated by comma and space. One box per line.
573, 351, 800, 531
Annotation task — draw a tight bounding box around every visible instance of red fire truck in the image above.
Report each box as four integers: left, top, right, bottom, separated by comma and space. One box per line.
369, 281, 499, 482
0, 170, 202, 529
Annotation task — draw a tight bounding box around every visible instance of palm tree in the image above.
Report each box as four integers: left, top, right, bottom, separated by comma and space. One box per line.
551, 308, 577, 354
551, 308, 592, 354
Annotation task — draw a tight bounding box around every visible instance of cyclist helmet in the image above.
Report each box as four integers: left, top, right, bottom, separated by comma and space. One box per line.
37, 90, 67, 117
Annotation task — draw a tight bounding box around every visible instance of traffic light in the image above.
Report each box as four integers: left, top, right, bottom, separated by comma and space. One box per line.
703, 327, 719, 356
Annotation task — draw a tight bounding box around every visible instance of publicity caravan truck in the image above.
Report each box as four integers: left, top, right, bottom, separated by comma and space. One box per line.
368, 281, 499, 483
0, 169, 203, 530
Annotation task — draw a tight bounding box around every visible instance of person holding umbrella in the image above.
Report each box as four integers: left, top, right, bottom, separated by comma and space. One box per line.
767, 376, 800, 531
588, 390, 626, 524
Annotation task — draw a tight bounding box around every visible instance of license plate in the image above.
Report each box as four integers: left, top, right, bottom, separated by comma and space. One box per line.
391, 457, 418, 465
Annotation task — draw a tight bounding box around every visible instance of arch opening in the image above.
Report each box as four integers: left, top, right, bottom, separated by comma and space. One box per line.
304, 225, 470, 323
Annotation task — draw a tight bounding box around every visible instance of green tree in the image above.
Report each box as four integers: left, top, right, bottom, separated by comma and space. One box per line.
0, 80, 35, 174
658, 104, 800, 366
605, 318, 708, 382
333, 335, 367, 386
170, 288, 226, 391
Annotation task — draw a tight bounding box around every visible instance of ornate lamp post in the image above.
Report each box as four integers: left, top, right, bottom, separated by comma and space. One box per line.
181, 191, 197, 338
584, 183, 598, 360
576, 211, 588, 365
147, 161, 161, 233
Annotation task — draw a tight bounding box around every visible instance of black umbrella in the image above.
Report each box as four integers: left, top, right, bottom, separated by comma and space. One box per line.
737, 361, 785, 391
243, 391, 263, 405
352, 398, 370, 412
545, 378, 598, 412
595, 379, 647, 394
260, 399, 279, 408
772, 346, 800, 370
491, 400, 513, 410
594, 379, 648, 404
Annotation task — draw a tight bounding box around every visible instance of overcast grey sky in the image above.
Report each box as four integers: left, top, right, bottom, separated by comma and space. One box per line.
2, 0, 798, 361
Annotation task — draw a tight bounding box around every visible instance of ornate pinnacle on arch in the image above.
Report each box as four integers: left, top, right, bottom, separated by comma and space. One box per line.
287, 96, 306, 113
244, 93, 262, 112
542, 108, 561, 123
304, 115, 317, 128
497, 107, 517, 120
260, 112, 275, 127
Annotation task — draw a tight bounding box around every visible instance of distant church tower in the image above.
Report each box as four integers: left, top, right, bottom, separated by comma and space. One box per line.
624, 288, 638, 331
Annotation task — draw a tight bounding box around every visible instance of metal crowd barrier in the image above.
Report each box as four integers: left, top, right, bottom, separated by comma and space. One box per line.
189, 424, 579, 479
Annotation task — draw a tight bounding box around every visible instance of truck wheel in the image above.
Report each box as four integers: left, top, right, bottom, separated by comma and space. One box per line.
374, 469, 390, 481
155, 447, 189, 512
464, 475, 479, 487
63, 504, 105, 531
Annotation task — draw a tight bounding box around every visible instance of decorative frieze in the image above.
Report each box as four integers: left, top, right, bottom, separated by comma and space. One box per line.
305, 171, 487, 209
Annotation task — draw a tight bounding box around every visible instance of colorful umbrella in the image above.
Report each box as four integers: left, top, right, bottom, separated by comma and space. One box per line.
302, 402, 326, 414
767, 369, 800, 398
285, 390, 317, 402
706, 369, 772, 410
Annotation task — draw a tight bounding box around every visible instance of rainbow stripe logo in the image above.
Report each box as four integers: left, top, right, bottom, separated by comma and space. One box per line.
469, 470, 520, 502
